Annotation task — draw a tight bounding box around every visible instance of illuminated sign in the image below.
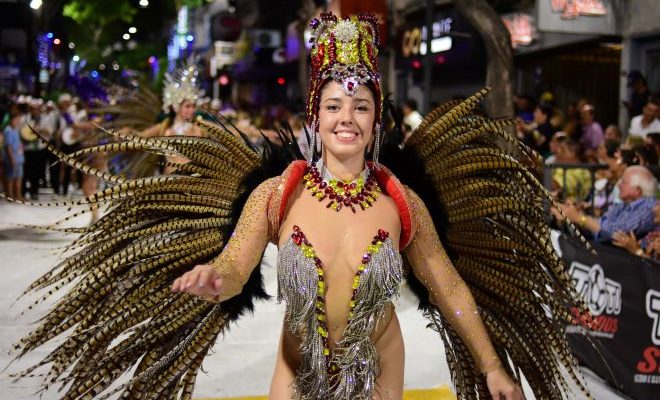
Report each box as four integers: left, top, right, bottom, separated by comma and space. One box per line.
401, 17, 453, 58
550, 0, 607, 20
502, 13, 535, 48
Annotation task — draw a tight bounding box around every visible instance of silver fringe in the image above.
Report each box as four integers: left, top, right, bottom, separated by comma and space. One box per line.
277, 236, 403, 399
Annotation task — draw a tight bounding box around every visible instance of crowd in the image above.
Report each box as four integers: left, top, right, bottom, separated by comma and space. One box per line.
3, 70, 659, 259
513, 71, 660, 261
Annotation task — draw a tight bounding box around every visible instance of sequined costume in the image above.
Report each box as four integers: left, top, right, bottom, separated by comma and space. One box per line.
11, 11, 592, 400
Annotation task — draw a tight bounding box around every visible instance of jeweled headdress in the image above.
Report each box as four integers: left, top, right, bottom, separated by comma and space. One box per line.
162, 61, 202, 112
306, 12, 382, 132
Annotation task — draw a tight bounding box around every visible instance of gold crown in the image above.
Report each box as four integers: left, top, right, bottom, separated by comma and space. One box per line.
306, 12, 382, 130
162, 60, 202, 112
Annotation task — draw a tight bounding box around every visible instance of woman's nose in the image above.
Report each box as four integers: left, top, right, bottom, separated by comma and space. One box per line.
339, 107, 355, 124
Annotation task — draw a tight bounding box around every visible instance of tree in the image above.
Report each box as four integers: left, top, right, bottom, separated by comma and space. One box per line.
454, 0, 514, 118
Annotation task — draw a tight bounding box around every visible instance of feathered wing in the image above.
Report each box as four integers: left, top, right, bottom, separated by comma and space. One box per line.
384, 88, 591, 399
11, 120, 303, 399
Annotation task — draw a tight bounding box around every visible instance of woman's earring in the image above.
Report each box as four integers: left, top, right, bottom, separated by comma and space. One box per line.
307, 120, 317, 165
373, 123, 382, 168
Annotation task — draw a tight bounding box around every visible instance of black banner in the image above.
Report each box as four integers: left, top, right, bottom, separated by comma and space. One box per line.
556, 234, 660, 399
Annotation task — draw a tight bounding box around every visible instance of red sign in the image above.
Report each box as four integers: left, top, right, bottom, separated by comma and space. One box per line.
502, 13, 534, 48
550, 0, 607, 20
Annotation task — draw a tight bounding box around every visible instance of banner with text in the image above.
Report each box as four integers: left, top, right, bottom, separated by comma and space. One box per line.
556, 234, 660, 399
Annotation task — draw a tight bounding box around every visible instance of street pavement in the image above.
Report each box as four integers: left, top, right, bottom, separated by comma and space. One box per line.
0, 195, 626, 399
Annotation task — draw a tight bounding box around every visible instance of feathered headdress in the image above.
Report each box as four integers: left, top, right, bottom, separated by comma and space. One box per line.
162, 60, 202, 112
306, 12, 382, 132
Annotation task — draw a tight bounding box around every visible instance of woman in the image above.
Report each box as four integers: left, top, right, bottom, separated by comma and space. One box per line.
172, 14, 521, 399
15, 13, 587, 400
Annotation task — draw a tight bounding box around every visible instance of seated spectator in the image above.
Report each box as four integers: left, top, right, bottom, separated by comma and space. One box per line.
604, 125, 623, 142
593, 139, 622, 214
545, 131, 567, 164
628, 99, 660, 139
552, 140, 592, 202
516, 103, 556, 157
555, 166, 657, 243
633, 143, 659, 168
580, 104, 604, 162
612, 202, 660, 259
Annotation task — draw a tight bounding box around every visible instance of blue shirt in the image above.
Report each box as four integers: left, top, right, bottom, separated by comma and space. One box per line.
3, 125, 24, 165
596, 196, 657, 242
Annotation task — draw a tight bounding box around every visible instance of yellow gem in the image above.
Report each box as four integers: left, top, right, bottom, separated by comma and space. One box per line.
348, 311, 354, 319
317, 268, 324, 275
349, 300, 356, 308
317, 314, 326, 321
358, 265, 365, 271
317, 326, 328, 337
323, 348, 330, 356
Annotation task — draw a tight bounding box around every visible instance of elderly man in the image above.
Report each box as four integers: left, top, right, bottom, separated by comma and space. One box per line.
557, 165, 656, 243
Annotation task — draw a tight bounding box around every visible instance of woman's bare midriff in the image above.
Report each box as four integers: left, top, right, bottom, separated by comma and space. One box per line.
269, 181, 405, 399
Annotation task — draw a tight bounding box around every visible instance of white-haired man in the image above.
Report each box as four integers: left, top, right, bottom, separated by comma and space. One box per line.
557, 165, 657, 243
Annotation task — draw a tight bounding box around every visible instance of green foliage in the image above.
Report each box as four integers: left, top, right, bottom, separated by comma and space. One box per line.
63, 0, 136, 25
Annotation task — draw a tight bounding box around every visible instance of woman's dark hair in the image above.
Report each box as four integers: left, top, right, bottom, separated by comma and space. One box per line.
633, 144, 659, 167
604, 139, 620, 158
619, 149, 640, 166
537, 103, 553, 119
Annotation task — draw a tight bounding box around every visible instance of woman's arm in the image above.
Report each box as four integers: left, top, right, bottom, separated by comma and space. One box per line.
172, 177, 277, 302
403, 190, 523, 399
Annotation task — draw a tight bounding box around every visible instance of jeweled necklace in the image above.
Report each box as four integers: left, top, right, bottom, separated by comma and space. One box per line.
303, 160, 381, 212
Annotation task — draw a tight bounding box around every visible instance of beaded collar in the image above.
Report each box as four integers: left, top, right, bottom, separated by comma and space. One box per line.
303, 160, 380, 212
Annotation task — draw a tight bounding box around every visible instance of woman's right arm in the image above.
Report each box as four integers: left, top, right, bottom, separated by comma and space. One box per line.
171, 177, 277, 302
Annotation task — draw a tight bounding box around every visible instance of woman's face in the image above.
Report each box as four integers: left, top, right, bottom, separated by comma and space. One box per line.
317, 81, 376, 162
178, 100, 196, 120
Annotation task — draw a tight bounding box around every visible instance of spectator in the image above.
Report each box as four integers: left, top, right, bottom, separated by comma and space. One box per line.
545, 131, 568, 165
563, 102, 580, 138
580, 104, 604, 161
633, 143, 659, 168
517, 103, 555, 156
628, 99, 660, 139
625, 70, 651, 118
593, 139, 623, 214
3, 110, 25, 201
604, 125, 623, 142
514, 94, 535, 123
552, 139, 592, 202
402, 99, 423, 134
612, 202, 660, 259
556, 166, 657, 243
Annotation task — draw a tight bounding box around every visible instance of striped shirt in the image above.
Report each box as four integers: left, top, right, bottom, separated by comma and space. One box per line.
596, 196, 657, 242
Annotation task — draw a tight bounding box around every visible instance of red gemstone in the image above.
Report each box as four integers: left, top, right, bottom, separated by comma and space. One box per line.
371, 240, 377, 245
325, 187, 333, 194
349, 182, 356, 189
337, 181, 344, 188
293, 236, 303, 246
319, 181, 327, 189
314, 177, 322, 184
343, 199, 351, 206
329, 193, 336, 199
351, 197, 359, 204
357, 194, 364, 201
293, 225, 300, 231
336, 203, 343, 211
362, 254, 371, 263
336, 195, 344, 202
314, 257, 322, 266
347, 82, 354, 90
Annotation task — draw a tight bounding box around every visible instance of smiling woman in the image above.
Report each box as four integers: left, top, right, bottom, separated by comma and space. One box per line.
14, 10, 590, 400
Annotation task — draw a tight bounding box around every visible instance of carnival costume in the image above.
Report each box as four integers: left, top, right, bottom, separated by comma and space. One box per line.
12, 12, 591, 400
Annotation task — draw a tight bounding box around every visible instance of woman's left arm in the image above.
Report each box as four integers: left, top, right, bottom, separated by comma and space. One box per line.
404, 190, 523, 399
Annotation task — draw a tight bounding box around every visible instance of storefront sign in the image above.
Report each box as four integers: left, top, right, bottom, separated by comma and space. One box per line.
401, 17, 453, 57
551, 0, 607, 19
538, 0, 621, 35
502, 13, 535, 48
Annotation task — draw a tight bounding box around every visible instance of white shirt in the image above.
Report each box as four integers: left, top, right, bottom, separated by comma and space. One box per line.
628, 115, 660, 138
403, 110, 423, 132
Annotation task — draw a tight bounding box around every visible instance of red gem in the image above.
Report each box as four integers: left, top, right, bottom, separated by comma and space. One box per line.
325, 187, 333, 194
319, 181, 327, 189
378, 229, 388, 238
293, 225, 300, 231
314, 177, 322, 184
336, 195, 344, 202
357, 194, 364, 201
293, 236, 303, 246
336, 203, 343, 211
351, 197, 359, 204
314, 257, 322, 266
347, 82, 354, 91
329, 193, 336, 199
371, 240, 377, 245
337, 181, 344, 188
362, 254, 371, 263
349, 182, 356, 189
343, 199, 351, 206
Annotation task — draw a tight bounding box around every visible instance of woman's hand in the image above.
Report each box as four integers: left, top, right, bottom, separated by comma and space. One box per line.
486, 367, 525, 400
171, 264, 223, 300
612, 231, 640, 254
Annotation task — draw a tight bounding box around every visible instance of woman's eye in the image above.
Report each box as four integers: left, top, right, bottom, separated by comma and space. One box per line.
356, 106, 369, 112
326, 105, 339, 111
